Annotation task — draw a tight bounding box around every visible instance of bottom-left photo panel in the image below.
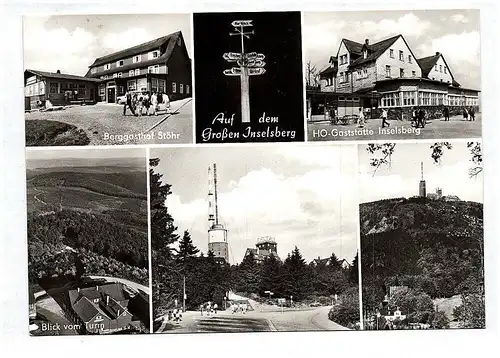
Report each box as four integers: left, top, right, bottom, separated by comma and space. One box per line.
26, 148, 150, 336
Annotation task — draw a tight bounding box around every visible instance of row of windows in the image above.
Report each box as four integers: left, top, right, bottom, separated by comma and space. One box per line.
385, 65, 416, 78
100, 65, 165, 80
389, 49, 412, 63
91, 50, 161, 74
434, 64, 448, 74
125, 78, 190, 95
380, 91, 478, 107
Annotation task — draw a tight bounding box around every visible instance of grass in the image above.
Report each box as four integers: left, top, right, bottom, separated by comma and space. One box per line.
25, 120, 90, 146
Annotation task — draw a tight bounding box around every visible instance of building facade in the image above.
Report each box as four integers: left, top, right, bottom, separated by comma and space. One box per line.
244, 236, 279, 263
85, 31, 192, 103
24, 69, 99, 110
309, 34, 480, 121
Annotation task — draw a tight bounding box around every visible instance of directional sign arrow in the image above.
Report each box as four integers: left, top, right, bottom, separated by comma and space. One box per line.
245, 52, 257, 58
248, 60, 265, 68
248, 68, 266, 76
223, 68, 242, 76
255, 54, 265, 60
232, 20, 253, 27
223, 52, 242, 62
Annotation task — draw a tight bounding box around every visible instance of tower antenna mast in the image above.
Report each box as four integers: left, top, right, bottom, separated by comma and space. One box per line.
214, 163, 219, 225
421, 162, 424, 180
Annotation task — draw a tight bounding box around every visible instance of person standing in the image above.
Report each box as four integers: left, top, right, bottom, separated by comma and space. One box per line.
123, 90, 136, 116
164, 93, 171, 114
443, 106, 449, 121
357, 107, 365, 128
418, 108, 426, 128
381, 108, 390, 128
470, 106, 475, 121
463, 107, 468, 121
150, 91, 158, 116
411, 107, 417, 126
213, 302, 218, 315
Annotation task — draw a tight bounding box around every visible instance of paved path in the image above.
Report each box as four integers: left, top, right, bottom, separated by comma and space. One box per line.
88, 276, 149, 295
308, 114, 482, 141
25, 98, 193, 145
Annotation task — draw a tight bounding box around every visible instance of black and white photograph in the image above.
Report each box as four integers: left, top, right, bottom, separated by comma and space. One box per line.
150, 145, 360, 333
23, 14, 193, 146
358, 141, 484, 330
303, 10, 481, 141
193, 12, 305, 143
26, 148, 150, 335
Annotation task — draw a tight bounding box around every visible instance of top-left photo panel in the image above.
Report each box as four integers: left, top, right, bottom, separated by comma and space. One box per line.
23, 14, 194, 147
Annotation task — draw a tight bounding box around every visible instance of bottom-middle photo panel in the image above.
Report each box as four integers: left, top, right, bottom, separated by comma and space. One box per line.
150, 144, 361, 333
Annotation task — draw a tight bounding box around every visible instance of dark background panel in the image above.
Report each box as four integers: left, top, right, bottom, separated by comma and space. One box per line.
193, 12, 305, 143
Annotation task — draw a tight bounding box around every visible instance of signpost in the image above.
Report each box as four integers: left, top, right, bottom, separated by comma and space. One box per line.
223, 20, 266, 123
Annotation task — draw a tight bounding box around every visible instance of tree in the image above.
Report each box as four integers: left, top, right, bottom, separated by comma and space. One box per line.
281, 247, 312, 300
177, 230, 199, 271
305, 61, 318, 87
328, 252, 342, 271
235, 251, 260, 294
453, 293, 485, 328
259, 254, 282, 295
349, 252, 359, 285
389, 288, 435, 324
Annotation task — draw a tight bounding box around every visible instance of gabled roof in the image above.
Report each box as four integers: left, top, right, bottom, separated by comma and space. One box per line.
342, 39, 364, 55
69, 283, 126, 306
350, 35, 401, 68
319, 65, 337, 77
89, 31, 182, 68
417, 53, 441, 78
24, 69, 101, 83
72, 296, 105, 323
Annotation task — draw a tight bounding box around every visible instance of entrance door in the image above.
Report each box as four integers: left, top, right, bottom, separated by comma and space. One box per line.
107, 87, 115, 103
89, 88, 95, 103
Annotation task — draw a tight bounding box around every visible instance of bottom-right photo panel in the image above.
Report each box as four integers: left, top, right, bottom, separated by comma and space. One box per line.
358, 140, 484, 330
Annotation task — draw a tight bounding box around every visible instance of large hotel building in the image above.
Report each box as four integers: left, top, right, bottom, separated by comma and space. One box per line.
24, 31, 192, 110
307, 34, 480, 120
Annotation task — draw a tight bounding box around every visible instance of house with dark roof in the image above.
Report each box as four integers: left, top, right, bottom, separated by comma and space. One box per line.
85, 31, 192, 103
67, 283, 141, 334
24, 69, 100, 110
243, 236, 279, 264
307, 34, 480, 120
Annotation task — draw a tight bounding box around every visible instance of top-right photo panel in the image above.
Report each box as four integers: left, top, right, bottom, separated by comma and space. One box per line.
304, 10, 481, 141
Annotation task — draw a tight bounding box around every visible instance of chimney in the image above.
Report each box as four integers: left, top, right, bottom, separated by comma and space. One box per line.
365, 39, 369, 46
56, 69, 61, 74
435, 52, 440, 56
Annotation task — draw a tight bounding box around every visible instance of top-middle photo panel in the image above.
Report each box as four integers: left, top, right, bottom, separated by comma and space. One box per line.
193, 12, 305, 143
304, 10, 481, 142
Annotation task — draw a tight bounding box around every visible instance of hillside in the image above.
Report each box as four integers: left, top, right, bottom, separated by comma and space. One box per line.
360, 197, 483, 300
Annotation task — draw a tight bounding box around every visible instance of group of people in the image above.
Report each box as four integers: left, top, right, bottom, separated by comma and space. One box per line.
411, 107, 428, 128
462, 106, 476, 121
199, 301, 218, 316
230, 302, 249, 314
166, 307, 183, 323
123, 90, 170, 117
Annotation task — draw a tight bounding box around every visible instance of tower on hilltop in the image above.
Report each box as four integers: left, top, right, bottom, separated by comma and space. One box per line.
419, 162, 426, 198
208, 164, 228, 263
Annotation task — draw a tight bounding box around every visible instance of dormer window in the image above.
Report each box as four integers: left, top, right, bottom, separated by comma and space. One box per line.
149, 50, 160, 60
116, 60, 124, 67
104, 64, 111, 71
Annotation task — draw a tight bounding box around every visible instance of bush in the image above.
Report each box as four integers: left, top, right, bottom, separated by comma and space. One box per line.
453, 293, 485, 328
25, 120, 90, 146
328, 287, 359, 328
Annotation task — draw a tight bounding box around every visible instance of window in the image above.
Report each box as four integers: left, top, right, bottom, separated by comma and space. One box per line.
400, 68, 405, 78
172, 82, 177, 93
158, 79, 166, 93
444, 67, 447, 74
49, 82, 58, 94
439, 65, 442, 73
420, 92, 431, 106
435, 64, 438, 71
104, 64, 111, 71
148, 65, 160, 74
402, 91, 416, 106
78, 84, 85, 95
133, 55, 141, 63
91, 68, 97, 74
363, 69, 368, 78
112, 73, 117, 78
116, 60, 124, 67
117, 72, 122, 78
134, 69, 140, 76
95, 315, 103, 322
149, 50, 160, 59
399, 50, 404, 61
93, 299, 99, 303
390, 49, 394, 58
180, 84, 184, 93
381, 93, 400, 107
385, 65, 391, 77
127, 79, 137, 91
129, 70, 134, 77
186, 84, 190, 94
412, 71, 416, 77
408, 55, 412, 63
151, 78, 158, 93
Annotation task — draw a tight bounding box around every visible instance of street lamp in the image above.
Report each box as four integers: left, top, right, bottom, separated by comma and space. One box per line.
223, 296, 227, 311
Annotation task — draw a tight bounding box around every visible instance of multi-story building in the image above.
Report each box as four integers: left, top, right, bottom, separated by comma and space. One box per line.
85, 31, 192, 103
244, 236, 279, 263
308, 34, 480, 120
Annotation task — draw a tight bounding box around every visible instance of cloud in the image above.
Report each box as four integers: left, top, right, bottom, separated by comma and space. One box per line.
167, 157, 359, 264
417, 31, 480, 64
353, 13, 431, 41
451, 14, 469, 23
100, 28, 152, 52
24, 17, 95, 74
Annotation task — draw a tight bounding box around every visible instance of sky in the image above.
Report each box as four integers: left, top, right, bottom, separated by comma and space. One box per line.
151, 144, 359, 265
358, 141, 483, 204
23, 14, 192, 76
303, 9, 481, 90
